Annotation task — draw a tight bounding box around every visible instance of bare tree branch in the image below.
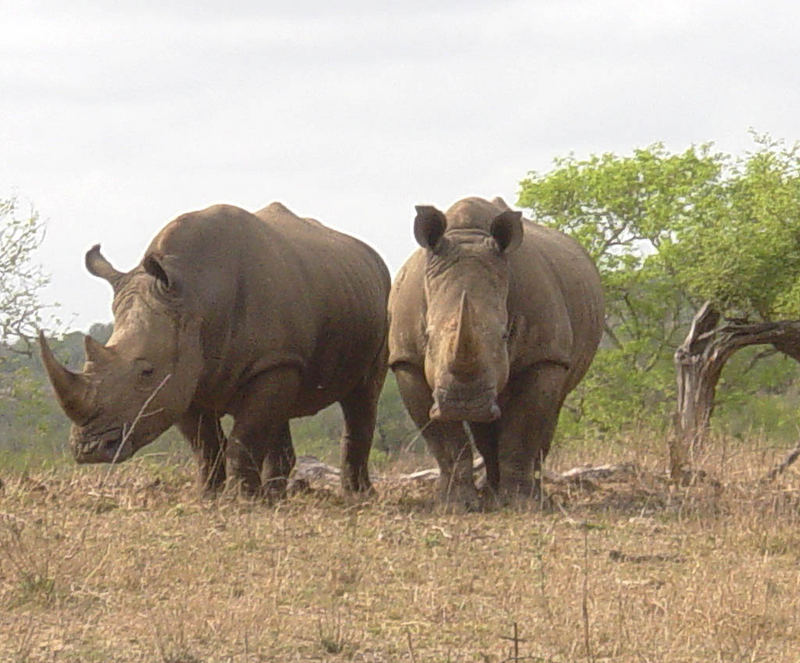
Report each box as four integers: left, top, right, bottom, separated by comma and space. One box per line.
0, 197, 51, 351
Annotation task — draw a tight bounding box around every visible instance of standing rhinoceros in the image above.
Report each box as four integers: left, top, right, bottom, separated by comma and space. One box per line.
40, 202, 390, 496
388, 196, 603, 510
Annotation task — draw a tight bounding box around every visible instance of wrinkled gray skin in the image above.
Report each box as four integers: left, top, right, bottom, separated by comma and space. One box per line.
388, 197, 603, 510
41, 203, 390, 497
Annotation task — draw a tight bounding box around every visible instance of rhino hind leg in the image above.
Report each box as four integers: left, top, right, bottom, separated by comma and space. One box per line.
178, 407, 227, 495
339, 383, 379, 494
393, 364, 480, 512
496, 362, 568, 505
339, 341, 388, 494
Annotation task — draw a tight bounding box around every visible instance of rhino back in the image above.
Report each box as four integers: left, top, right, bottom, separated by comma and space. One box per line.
146, 203, 389, 414
507, 221, 603, 389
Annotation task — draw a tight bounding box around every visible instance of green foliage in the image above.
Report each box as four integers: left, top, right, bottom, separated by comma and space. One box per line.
676, 136, 800, 318
519, 143, 723, 268
711, 348, 800, 444
519, 134, 800, 435
557, 346, 676, 439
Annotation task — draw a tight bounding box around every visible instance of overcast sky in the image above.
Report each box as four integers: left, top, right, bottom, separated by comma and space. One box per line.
3, 0, 799, 331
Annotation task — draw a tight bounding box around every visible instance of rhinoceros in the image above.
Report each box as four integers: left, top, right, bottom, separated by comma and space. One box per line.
40, 202, 390, 496
388, 196, 603, 509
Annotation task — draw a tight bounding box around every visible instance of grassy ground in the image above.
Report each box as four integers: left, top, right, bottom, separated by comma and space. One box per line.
2, 434, 800, 662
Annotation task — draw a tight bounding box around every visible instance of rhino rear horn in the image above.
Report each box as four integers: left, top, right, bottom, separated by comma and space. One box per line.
85, 245, 123, 292
39, 331, 93, 424
84, 334, 114, 364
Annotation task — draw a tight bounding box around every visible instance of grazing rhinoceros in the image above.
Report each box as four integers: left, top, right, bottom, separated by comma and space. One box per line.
388, 197, 603, 509
40, 202, 390, 496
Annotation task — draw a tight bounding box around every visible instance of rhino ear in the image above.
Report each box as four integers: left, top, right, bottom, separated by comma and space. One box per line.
490, 210, 523, 253
414, 206, 447, 250
143, 254, 180, 296
85, 245, 124, 292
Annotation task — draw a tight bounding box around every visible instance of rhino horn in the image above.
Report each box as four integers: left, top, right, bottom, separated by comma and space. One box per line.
84, 334, 114, 364
39, 331, 93, 424
450, 291, 481, 378
85, 244, 123, 292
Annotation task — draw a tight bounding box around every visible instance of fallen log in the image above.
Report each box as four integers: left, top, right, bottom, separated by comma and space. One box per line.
292, 455, 638, 488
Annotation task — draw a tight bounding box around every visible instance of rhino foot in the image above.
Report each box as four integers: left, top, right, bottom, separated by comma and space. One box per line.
340, 465, 374, 495
496, 481, 551, 511
437, 478, 481, 514
261, 476, 290, 501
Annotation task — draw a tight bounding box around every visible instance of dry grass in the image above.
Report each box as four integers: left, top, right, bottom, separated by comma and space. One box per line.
2, 434, 800, 662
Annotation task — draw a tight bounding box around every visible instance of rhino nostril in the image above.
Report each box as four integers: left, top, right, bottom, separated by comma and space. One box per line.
93, 429, 124, 456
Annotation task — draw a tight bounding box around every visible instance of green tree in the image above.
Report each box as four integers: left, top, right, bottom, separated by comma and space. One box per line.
517, 135, 800, 442
674, 136, 800, 318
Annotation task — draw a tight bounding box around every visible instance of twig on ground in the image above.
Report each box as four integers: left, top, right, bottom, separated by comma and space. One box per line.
582, 528, 594, 663
406, 631, 418, 663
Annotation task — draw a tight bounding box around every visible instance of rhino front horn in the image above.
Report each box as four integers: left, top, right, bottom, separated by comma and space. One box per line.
38, 331, 93, 424
450, 291, 481, 378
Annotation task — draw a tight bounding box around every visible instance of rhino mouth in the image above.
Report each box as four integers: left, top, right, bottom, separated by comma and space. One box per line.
71, 426, 133, 464
429, 386, 500, 423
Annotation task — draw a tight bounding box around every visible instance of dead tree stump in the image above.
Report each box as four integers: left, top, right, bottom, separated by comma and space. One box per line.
673, 301, 800, 480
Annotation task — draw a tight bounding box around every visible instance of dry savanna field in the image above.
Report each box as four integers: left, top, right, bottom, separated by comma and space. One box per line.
2, 434, 800, 663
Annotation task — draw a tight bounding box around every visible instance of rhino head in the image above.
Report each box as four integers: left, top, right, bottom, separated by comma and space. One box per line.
40, 245, 203, 463
414, 203, 523, 423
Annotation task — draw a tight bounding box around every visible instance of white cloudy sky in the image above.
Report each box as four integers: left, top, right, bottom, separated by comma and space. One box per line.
3, 0, 799, 330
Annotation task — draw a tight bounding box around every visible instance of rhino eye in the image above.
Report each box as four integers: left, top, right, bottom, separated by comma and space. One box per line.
135, 359, 155, 379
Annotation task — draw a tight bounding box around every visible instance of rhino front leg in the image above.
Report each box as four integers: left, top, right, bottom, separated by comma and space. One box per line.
469, 420, 501, 495
261, 422, 295, 498
178, 407, 226, 494
226, 367, 302, 497
497, 362, 568, 505
393, 364, 479, 511
225, 431, 268, 497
